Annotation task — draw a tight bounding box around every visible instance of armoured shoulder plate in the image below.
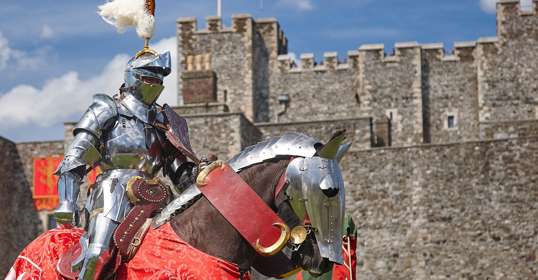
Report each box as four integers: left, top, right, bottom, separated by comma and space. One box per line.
228, 132, 320, 171
74, 94, 118, 138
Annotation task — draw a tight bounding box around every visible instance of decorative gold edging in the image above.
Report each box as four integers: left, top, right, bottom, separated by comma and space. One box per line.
255, 222, 291, 256
277, 267, 302, 279
126, 176, 143, 204
290, 225, 308, 245
196, 160, 225, 186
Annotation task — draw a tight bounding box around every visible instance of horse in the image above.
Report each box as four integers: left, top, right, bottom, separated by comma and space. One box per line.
7, 132, 348, 280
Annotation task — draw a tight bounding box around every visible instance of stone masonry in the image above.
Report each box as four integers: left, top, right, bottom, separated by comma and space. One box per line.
2, 0, 538, 278
0, 137, 42, 276
177, 0, 538, 147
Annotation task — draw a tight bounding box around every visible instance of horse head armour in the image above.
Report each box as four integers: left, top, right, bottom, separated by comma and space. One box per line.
228, 132, 349, 264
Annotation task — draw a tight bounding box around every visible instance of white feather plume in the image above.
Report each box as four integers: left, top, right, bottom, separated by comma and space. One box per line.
98, 0, 155, 39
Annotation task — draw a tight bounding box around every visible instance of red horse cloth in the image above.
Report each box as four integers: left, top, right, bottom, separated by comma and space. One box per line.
6, 224, 247, 280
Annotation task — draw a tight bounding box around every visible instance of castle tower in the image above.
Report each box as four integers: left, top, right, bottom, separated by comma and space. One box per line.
177, 15, 285, 123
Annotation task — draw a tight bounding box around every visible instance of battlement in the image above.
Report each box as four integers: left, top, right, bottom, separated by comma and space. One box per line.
177, 15, 254, 34
255, 17, 288, 56
497, 0, 537, 15
358, 42, 420, 62
177, 14, 289, 57
422, 41, 476, 62
277, 50, 359, 73
497, 0, 538, 39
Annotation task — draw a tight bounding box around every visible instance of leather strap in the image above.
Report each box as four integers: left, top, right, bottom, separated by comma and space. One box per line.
274, 157, 294, 200
114, 177, 171, 261
197, 161, 289, 256
274, 172, 288, 201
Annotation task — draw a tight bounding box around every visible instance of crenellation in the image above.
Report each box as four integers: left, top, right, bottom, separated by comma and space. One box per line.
421, 43, 445, 61
497, 1, 538, 39
256, 17, 278, 23
359, 44, 385, 61
299, 53, 315, 69
232, 14, 253, 33
477, 36, 499, 44
275, 52, 357, 73
421, 43, 444, 50
453, 41, 475, 62
347, 50, 360, 69
205, 16, 222, 32
277, 54, 292, 72
177, 16, 197, 26
359, 42, 421, 63
394, 41, 419, 49
498, 0, 537, 15
420, 42, 475, 63
323, 52, 338, 70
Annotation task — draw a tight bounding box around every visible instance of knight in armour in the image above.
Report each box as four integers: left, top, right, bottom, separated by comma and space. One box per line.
52, 2, 201, 276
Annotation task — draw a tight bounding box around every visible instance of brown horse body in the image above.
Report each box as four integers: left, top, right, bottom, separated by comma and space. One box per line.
170, 158, 330, 277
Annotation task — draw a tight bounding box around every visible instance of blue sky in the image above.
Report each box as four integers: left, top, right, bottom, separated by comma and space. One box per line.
0, 0, 529, 142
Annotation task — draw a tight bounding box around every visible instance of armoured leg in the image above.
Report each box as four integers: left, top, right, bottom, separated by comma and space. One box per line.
77, 174, 132, 279
78, 214, 118, 280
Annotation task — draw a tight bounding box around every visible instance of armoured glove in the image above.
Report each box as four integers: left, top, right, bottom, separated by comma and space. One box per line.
54, 171, 81, 226
54, 202, 78, 226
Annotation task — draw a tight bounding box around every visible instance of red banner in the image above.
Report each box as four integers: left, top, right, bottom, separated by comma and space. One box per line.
33, 156, 101, 211
33, 156, 62, 211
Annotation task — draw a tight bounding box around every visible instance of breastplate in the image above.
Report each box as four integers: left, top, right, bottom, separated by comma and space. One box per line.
100, 115, 163, 176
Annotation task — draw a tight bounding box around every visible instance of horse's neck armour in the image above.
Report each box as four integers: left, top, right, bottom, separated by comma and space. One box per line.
228, 132, 320, 172
152, 183, 202, 228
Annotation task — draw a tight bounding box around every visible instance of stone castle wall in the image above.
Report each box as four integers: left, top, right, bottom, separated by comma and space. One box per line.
341, 136, 538, 279
477, 0, 538, 123
0, 137, 42, 276
421, 42, 479, 144
180, 112, 261, 160
257, 117, 372, 150
177, 0, 538, 147
270, 52, 360, 124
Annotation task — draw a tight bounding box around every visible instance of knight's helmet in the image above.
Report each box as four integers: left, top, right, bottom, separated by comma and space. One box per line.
123, 50, 171, 105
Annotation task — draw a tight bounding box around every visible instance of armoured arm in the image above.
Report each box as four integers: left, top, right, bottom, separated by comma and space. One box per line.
54, 94, 118, 225
163, 154, 197, 195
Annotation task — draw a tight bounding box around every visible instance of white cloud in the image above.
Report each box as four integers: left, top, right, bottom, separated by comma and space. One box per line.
0, 32, 13, 69
40, 24, 54, 40
0, 36, 177, 128
481, 0, 534, 14
278, 0, 314, 11
480, 0, 497, 14
0, 32, 47, 71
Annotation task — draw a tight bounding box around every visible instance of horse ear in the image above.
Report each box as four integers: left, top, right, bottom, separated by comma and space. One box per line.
318, 130, 346, 159
336, 142, 352, 163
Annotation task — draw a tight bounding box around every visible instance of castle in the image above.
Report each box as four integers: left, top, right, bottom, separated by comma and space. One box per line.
1, 0, 537, 278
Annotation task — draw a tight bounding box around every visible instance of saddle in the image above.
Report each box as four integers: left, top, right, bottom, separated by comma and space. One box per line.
57, 177, 171, 279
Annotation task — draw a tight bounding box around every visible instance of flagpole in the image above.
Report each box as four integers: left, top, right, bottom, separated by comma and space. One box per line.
217, 0, 222, 17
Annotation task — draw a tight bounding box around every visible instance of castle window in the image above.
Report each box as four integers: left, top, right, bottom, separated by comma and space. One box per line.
447, 115, 455, 129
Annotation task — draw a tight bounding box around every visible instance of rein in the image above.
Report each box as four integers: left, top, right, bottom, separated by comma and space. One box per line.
196, 161, 291, 256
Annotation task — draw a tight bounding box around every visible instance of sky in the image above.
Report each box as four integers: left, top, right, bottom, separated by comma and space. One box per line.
0, 0, 533, 142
